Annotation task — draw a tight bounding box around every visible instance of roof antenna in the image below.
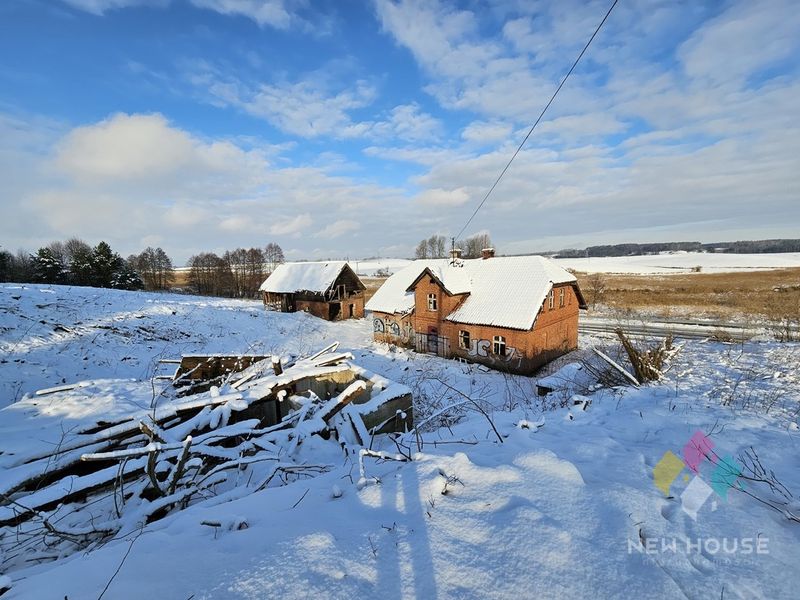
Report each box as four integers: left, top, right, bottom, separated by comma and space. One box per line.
449, 237, 462, 266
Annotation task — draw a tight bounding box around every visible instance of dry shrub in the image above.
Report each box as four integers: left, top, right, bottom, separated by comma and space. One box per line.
615, 328, 675, 383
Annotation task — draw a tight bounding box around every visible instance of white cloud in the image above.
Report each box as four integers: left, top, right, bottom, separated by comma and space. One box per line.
189, 0, 293, 29
60, 0, 166, 15
374, 0, 550, 119
317, 219, 360, 239
61, 0, 297, 28
415, 187, 470, 207
205, 75, 377, 138
269, 213, 313, 236
461, 120, 512, 144
678, 0, 800, 86
52, 113, 269, 200
377, 103, 443, 142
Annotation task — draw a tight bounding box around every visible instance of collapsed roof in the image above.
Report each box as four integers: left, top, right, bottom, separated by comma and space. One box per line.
259, 261, 361, 294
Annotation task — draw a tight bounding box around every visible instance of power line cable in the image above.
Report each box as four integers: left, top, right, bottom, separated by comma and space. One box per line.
454, 0, 619, 241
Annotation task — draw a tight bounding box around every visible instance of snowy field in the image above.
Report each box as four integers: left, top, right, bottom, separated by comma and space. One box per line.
552, 252, 800, 274
350, 258, 413, 277
1, 284, 799, 599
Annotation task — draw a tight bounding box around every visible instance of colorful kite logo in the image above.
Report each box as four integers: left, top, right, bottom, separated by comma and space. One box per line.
653, 430, 742, 519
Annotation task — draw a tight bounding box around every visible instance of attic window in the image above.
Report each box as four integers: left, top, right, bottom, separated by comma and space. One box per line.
559, 287, 565, 308
493, 335, 506, 356
548, 290, 555, 309
459, 330, 470, 349
427, 293, 437, 310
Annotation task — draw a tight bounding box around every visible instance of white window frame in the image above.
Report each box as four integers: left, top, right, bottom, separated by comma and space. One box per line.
559, 287, 565, 308
548, 290, 554, 309
459, 330, 470, 349
493, 335, 506, 356
427, 293, 437, 310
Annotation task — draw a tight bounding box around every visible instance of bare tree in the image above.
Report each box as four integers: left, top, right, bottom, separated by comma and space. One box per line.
264, 243, 285, 273
457, 233, 493, 258
130, 247, 174, 290
585, 273, 607, 310
188, 252, 221, 295
245, 247, 265, 297
416, 235, 447, 259
223, 248, 249, 298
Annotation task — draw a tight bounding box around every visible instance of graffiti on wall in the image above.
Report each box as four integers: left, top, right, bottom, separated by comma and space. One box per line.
466, 338, 521, 365
373, 317, 411, 340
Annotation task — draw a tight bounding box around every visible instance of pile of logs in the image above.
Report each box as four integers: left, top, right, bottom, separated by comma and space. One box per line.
0, 343, 412, 572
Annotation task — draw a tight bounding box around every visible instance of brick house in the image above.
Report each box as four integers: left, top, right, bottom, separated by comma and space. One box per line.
365, 250, 586, 373
259, 261, 365, 321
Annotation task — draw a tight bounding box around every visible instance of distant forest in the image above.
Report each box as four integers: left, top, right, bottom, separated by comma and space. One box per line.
554, 239, 800, 258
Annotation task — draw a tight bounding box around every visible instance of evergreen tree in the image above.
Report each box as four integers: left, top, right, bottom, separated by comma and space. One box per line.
0, 250, 12, 282
90, 241, 122, 287
111, 261, 144, 290
31, 247, 65, 283
69, 243, 94, 286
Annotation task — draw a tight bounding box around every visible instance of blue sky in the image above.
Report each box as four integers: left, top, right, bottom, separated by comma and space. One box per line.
0, 0, 798, 264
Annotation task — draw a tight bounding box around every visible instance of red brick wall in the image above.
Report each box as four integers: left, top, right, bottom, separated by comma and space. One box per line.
413, 276, 468, 335
371, 311, 414, 345
284, 296, 364, 321
418, 283, 580, 374
295, 299, 332, 320
339, 296, 365, 320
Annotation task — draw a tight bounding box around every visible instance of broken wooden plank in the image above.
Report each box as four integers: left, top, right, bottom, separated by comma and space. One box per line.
593, 348, 640, 387
320, 381, 367, 423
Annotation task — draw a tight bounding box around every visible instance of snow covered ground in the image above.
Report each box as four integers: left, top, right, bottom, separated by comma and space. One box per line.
552, 252, 800, 274
1, 283, 799, 599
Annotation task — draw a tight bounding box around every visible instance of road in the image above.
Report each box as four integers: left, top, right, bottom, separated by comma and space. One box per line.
578, 315, 773, 341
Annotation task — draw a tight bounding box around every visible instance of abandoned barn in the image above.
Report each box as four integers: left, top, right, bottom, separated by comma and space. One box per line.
365, 249, 587, 374
259, 261, 366, 321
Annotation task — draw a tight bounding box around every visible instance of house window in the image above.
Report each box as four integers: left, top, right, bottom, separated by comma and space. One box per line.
373, 318, 385, 333
559, 287, 565, 308
493, 335, 506, 356
459, 330, 470, 349
548, 290, 554, 309
427, 293, 437, 310
389, 321, 401, 336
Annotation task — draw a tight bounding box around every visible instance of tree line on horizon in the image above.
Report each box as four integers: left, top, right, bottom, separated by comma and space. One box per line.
0, 239, 148, 290
0, 240, 286, 299
414, 233, 495, 259
554, 239, 800, 258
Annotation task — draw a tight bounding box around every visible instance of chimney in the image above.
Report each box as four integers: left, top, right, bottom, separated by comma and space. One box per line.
481, 247, 495, 260
450, 247, 462, 261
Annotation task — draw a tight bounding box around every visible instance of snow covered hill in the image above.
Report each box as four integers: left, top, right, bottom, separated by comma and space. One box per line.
1, 283, 799, 599
553, 251, 800, 274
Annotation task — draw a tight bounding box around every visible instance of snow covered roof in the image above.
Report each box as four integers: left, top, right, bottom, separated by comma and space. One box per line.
259, 261, 352, 294
408, 262, 471, 295
365, 256, 583, 330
